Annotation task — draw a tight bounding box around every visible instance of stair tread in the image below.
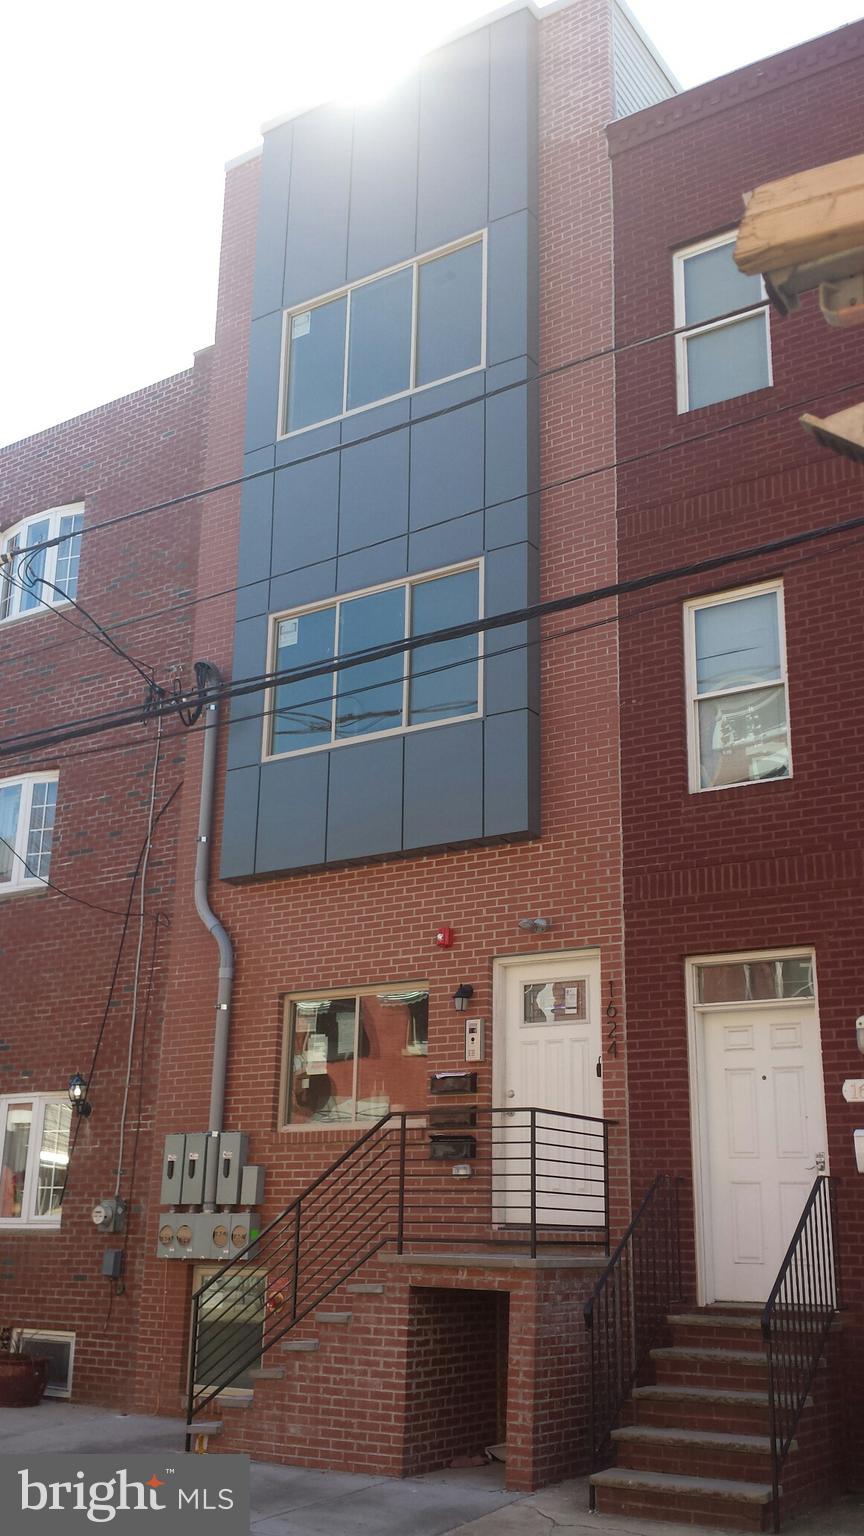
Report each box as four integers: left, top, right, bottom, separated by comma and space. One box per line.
668, 1312, 763, 1330
315, 1311, 352, 1322
590, 1468, 773, 1503
633, 1385, 769, 1405
651, 1346, 766, 1363
612, 1424, 772, 1452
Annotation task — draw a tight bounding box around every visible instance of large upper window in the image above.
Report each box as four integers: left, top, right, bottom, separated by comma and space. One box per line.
0, 505, 84, 623
674, 234, 771, 412
268, 564, 481, 758
684, 582, 790, 793
282, 987, 429, 1128
0, 1096, 72, 1226
281, 235, 485, 435
0, 773, 58, 891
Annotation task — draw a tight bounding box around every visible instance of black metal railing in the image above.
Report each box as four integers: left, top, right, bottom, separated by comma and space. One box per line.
583, 1173, 681, 1491
185, 1105, 612, 1441
762, 1175, 839, 1534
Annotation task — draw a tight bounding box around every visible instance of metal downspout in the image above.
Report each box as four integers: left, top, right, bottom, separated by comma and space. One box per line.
193, 665, 234, 1204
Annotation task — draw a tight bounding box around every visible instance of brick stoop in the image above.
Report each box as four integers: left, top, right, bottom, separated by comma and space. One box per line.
590, 1306, 840, 1530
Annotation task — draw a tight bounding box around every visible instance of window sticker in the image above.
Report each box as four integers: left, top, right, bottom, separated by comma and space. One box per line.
292, 312, 311, 338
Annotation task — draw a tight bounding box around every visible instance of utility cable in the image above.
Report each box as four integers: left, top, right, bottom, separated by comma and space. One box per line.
0, 826, 169, 921
15, 551, 159, 693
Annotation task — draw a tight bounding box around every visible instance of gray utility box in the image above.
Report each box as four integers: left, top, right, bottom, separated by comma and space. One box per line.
156, 1211, 260, 1261
180, 1134, 209, 1205
239, 1164, 265, 1207
160, 1134, 186, 1205
215, 1132, 249, 1207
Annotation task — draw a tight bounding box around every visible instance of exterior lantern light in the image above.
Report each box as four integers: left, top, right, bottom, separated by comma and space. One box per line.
452, 985, 474, 1013
68, 1073, 92, 1118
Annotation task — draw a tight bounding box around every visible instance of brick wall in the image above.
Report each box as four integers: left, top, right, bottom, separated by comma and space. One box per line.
610, 20, 864, 1475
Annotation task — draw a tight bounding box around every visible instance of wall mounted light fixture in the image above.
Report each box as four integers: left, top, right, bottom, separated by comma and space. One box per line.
452, 984, 474, 1013
518, 917, 552, 933
68, 1073, 92, 1118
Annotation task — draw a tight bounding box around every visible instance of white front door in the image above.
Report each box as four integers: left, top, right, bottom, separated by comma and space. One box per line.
494, 953, 604, 1228
702, 1004, 828, 1302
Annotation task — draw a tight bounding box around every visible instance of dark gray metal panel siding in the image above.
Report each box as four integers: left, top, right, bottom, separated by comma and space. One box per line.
489, 9, 538, 222
347, 75, 420, 280
403, 720, 484, 850
235, 472, 274, 622
326, 738, 404, 861
487, 211, 539, 368
272, 453, 340, 574
408, 510, 483, 575
244, 313, 283, 454
269, 558, 337, 615
339, 431, 410, 553
257, 754, 329, 872
409, 401, 485, 531
336, 536, 408, 594
483, 709, 539, 839
220, 766, 261, 878
283, 104, 353, 307
251, 124, 292, 320
416, 29, 490, 253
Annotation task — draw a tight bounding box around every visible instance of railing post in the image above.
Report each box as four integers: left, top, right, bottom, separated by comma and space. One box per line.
529, 1109, 537, 1259
185, 1289, 200, 1451
291, 1207, 301, 1321
397, 1112, 407, 1255
602, 1119, 611, 1256
584, 1300, 596, 1508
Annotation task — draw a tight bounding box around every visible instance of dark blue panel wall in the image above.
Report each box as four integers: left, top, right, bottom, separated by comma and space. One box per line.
222, 10, 540, 879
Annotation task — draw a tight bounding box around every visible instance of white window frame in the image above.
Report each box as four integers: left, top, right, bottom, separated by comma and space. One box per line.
683, 579, 791, 795
0, 1094, 71, 1228
11, 1329, 75, 1397
0, 771, 59, 893
279, 982, 430, 1132
277, 231, 488, 438
673, 232, 772, 414
264, 559, 484, 762
0, 504, 84, 625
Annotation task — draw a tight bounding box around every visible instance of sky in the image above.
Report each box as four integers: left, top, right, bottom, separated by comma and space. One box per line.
2, 0, 861, 449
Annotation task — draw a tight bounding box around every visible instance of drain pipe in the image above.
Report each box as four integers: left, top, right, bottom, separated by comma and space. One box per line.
193, 663, 234, 1209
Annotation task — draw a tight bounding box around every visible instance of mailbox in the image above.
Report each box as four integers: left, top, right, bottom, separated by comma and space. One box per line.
429, 1071, 477, 1096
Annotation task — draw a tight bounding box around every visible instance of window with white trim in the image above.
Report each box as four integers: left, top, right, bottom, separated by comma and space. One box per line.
267, 563, 481, 758
282, 987, 430, 1128
674, 234, 771, 412
281, 234, 485, 435
0, 1096, 72, 1225
685, 582, 790, 792
0, 773, 58, 890
0, 505, 84, 623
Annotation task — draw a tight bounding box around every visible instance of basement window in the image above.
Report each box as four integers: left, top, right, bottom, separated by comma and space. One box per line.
674, 234, 771, 411
0, 1096, 72, 1227
0, 772, 58, 892
282, 987, 429, 1128
12, 1330, 75, 1397
0, 505, 84, 623
192, 1267, 265, 1397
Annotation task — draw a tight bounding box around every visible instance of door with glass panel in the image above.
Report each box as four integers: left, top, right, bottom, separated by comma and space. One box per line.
495, 955, 604, 1229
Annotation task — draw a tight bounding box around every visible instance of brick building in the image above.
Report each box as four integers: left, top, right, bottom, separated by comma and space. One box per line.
2, 0, 863, 1526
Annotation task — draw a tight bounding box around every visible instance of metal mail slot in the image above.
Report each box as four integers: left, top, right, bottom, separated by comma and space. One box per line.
429, 1135, 477, 1161
429, 1071, 477, 1096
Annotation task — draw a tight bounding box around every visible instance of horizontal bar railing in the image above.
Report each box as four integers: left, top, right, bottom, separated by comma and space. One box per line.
583, 1173, 681, 1495
762, 1175, 840, 1534
186, 1105, 614, 1441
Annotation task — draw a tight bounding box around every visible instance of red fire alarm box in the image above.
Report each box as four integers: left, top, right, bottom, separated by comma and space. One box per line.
435, 926, 454, 949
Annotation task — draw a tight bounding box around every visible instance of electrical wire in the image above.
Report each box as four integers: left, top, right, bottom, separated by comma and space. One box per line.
0, 826, 169, 921
15, 552, 159, 692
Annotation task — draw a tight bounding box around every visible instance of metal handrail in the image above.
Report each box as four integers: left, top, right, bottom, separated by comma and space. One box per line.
762, 1175, 839, 1533
185, 1104, 614, 1443
583, 1173, 681, 1494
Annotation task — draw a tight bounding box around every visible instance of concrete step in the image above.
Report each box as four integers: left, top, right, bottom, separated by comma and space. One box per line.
632, 1384, 774, 1435
612, 1423, 776, 1482
315, 1311, 352, 1324
650, 1346, 771, 1393
280, 1338, 319, 1353
590, 1467, 773, 1532
667, 1313, 768, 1353
246, 1366, 285, 1380
344, 1283, 384, 1294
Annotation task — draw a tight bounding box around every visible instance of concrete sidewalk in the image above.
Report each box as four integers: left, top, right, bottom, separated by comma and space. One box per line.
0, 1401, 860, 1535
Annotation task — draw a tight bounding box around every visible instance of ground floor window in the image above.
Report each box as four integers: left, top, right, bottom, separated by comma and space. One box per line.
0, 1096, 72, 1225
193, 1268, 265, 1394
282, 986, 429, 1127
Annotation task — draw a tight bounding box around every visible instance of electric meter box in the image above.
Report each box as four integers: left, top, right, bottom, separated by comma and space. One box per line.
240, 1164, 265, 1207
215, 1132, 249, 1206
160, 1134, 186, 1205
180, 1134, 209, 1205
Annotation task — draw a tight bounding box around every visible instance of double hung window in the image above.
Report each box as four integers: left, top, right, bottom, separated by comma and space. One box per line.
268, 564, 481, 758
0, 1096, 72, 1226
685, 582, 790, 792
0, 773, 58, 890
281, 235, 485, 435
674, 234, 771, 412
283, 987, 429, 1127
0, 505, 84, 623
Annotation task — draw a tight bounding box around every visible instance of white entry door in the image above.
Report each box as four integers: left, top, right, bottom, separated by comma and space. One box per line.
494, 953, 604, 1229
702, 1005, 828, 1302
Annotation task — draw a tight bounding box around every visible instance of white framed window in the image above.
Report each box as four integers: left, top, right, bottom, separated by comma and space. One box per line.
265, 561, 483, 760
0, 504, 84, 624
279, 233, 487, 436
281, 986, 429, 1129
12, 1330, 75, 1397
0, 772, 58, 892
674, 234, 771, 412
684, 581, 791, 793
0, 1096, 72, 1227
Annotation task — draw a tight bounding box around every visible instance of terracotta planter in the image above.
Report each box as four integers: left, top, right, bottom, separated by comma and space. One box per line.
0, 1351, 48, 1407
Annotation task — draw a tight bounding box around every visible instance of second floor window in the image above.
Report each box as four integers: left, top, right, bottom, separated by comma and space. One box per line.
684, 582, 790, 792
281, 234, 485, 435
0, 505, 84, 623
0, 773, 58, 890
674, 234, 771, 412
268, 563, 481, 758
0, 1095, 72, 1225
